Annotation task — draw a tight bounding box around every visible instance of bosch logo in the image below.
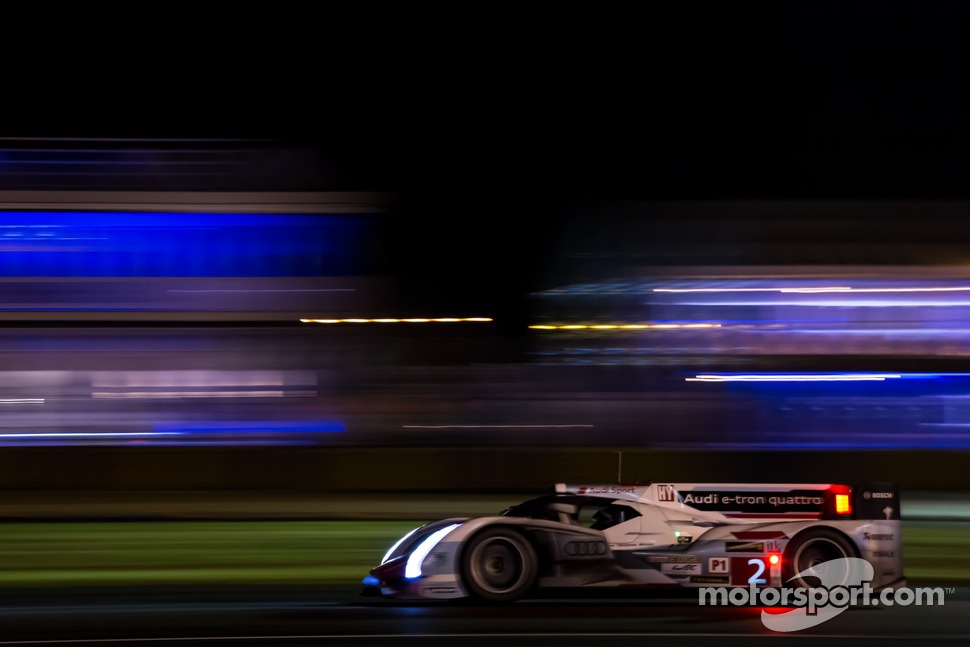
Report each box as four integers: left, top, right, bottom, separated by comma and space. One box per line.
564, 541, 607, 557
864, 491, 893, 499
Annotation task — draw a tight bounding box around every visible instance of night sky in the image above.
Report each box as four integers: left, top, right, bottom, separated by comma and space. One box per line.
14, 2, 969, 196
6, 2, 970, 328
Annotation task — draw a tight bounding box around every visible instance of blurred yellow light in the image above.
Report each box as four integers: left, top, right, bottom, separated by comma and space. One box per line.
529, 322, 722, 330
835, 493, 851, 514
342, 318, 371, 323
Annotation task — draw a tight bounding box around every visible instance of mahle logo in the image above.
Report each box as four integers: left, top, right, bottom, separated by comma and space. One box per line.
698, 557, 947, 632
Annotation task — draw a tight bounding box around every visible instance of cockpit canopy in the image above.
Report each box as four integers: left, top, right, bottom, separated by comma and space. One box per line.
501, 494, 643, 530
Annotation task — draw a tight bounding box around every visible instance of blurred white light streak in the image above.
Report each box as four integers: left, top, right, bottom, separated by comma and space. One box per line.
655, 287, 852, 293
91, 370, 316, 389
677, 300, 970, 306
0, 431, 181, 438
0, 398, 45, 404
91, 390, 314, 399
656, 286, 970, 294
842, 287, 970, 292
686, 374, 902, 382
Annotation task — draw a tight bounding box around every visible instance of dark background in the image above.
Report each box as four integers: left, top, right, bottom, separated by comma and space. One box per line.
46, 1, 970, 198
8, 1, 970, 325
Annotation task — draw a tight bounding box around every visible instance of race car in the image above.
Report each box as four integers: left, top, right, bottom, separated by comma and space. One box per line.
362, 481, 904, 601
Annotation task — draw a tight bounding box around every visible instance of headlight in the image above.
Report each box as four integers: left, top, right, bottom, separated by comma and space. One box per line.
382, 527, 421, 564
405, 523, 460, 578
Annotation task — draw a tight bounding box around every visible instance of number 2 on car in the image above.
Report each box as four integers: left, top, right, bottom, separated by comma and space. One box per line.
730, 557, 767, 585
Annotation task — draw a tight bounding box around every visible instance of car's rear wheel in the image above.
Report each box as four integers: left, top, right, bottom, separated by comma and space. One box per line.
783, 529, 857, 588
461, 527, 537, 602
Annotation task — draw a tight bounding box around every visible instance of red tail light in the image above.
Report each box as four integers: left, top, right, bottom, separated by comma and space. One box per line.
824, 484, 853, 518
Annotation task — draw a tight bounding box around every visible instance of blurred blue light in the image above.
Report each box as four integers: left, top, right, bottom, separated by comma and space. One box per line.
153, 420, 346, 434
0, 212, 370, 277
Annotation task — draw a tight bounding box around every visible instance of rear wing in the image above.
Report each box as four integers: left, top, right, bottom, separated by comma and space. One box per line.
555, 482, 900, 521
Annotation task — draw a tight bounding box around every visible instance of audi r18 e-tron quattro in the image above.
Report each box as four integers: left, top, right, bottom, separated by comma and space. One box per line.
362, 481, 904, 602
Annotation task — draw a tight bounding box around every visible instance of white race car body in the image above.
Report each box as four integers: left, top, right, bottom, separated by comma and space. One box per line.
363, 481, 904, 601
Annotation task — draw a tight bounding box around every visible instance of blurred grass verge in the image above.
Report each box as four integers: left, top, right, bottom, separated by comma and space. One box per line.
0, 521, 417, 587
0, 520, 966, 587
904, 521, 970, 584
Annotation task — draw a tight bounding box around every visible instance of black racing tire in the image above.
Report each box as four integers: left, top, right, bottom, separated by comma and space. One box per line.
460, 527, 538, 602
783, 528, 858, 589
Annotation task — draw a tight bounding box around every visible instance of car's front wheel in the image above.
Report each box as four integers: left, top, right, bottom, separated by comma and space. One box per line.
461, 527, 537, 602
